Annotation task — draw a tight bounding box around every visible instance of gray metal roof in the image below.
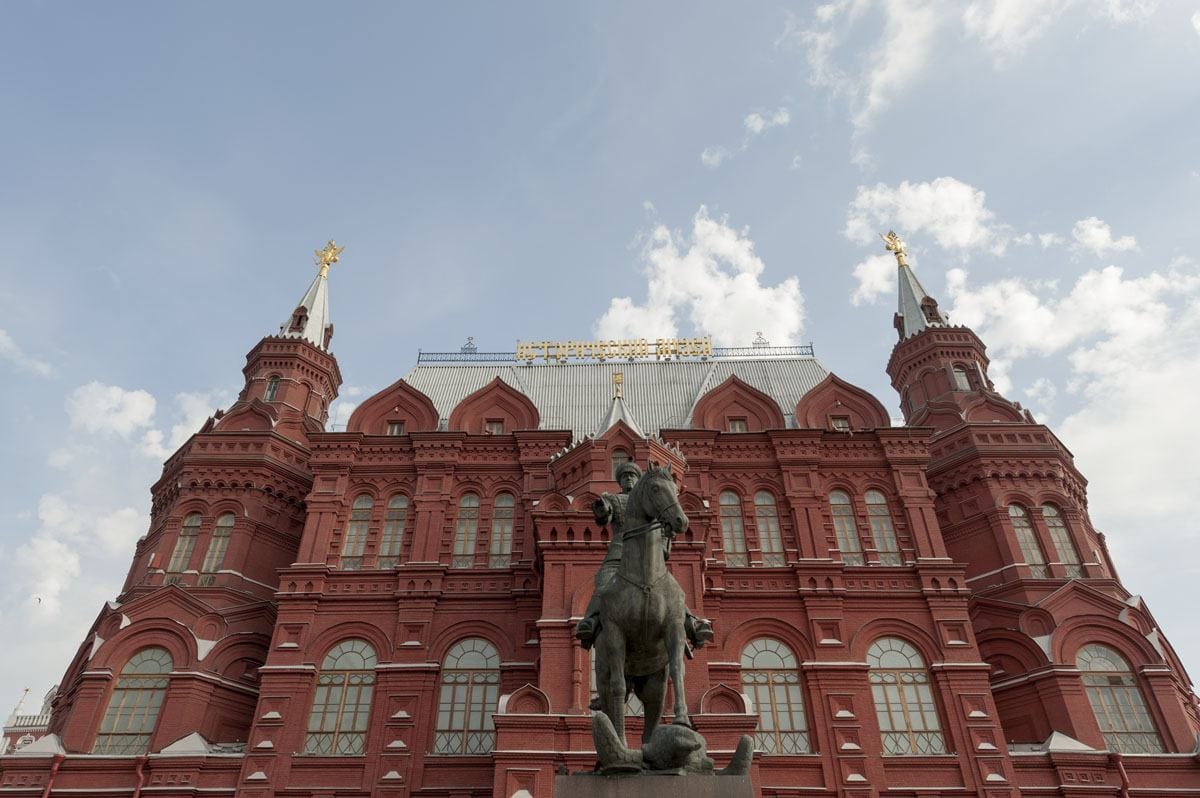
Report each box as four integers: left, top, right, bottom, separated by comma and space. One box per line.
897, 262, 948, 339
402, 356, 829, 437
278, 268, 331, 349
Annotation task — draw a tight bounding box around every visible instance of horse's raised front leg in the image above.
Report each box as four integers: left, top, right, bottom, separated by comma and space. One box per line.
665, 617, 691, 728
596, 625, 628, 745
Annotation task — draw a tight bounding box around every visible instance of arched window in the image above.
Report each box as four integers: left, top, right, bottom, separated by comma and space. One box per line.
590, 647, 644, 716
868, 638, 945, 755
829, 491, 864, 565
167, 513, 201, 574
453, 494, 480, 568
489, 493, 515, 568
1076, 644, 1163, 753
952, 365, 971, 391
611, 449, 630, 477
741, 639, 810, 754
866, 491, 901, 566
341, 495, 373, 571
1042, 505, 1082, 578
201, 513, 234, 574
378, 495, 408, 569
93, 647, 173, 754
434, 639, 500, 754
1008, 505, 1048, 578
754, 492, 785, 567
265, 376, 280, 402
719, 491, 748, 567
305, 640, 377, 755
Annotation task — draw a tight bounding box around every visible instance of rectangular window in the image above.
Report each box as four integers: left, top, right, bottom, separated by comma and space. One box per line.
831, 416, 851, 431
485, 420, 504, 435
728, 418, 748, 433
386, 421, 405, 436
166, 534, 197, 574
200, 532, 230, 573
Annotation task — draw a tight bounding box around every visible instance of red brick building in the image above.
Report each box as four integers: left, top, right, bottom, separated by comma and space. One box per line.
2, 251, 1199, 798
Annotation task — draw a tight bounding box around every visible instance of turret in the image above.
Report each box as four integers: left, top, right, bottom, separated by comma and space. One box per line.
881, 231, 1028, 431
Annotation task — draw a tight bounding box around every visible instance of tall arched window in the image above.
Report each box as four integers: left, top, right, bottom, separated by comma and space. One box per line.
1008, 505, 1048, 578
341, 495, 373, 571
305, 640, 377, 755
93, 647, 173, 754
1042, 505, 1082, 578
741, 638, 810, 754
1077, 644, 1163, 753
434, 639, 500, 754
265, 375, 280, 402
952, 365, 971, 391
378, 495, 408, 569
866, 491, 901, 566
167, 513, 201, 574
201, 513, 234, 574
719, 491, 748, 567
868, 638, 945, 755
489, 493, 515, 568
829, 491, 864, 565
453, 494, 480, 568
754, 492, 785, 567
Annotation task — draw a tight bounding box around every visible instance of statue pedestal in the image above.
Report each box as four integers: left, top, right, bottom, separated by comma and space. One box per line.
555, 775, 753, 798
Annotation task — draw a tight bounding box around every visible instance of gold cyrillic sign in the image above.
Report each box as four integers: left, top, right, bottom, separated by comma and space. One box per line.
515, 336, 713, 362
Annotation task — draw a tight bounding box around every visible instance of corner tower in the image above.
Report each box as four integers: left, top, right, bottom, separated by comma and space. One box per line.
880, 231, 1199, 753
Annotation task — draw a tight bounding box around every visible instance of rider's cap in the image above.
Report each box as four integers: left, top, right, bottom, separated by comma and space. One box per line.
614, 461, 643, 480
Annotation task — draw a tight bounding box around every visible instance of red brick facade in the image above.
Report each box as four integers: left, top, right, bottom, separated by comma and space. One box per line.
2, 275, 1198, 798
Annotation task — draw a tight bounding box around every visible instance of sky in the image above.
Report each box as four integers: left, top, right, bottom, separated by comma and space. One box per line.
1, 2, 1199, 715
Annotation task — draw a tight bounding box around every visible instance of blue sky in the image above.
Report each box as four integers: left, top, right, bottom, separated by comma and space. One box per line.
2, 2, 1199, 713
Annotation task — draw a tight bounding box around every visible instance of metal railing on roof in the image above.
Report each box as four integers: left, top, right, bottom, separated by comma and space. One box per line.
416, 343, 816, 364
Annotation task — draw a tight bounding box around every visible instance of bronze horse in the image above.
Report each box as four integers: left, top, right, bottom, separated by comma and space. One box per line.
592, 463, 691, 745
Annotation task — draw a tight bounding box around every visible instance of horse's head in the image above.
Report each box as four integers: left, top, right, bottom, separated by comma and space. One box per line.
630, 462, 688, 535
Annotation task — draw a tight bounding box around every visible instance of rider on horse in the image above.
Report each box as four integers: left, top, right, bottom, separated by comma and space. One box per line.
575, 461, 714, 652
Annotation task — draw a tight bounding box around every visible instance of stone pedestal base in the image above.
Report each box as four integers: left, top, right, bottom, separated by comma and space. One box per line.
555, 774, 753, 798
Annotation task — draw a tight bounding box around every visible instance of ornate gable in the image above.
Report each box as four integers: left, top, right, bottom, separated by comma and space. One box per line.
448, 377, 540, 434
692, 375, 786, 432
346, 378, 440, 434
794, 374, 890, 430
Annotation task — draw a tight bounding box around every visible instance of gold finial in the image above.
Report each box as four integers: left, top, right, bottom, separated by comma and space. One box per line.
314, 240, 345, 278
613, 372, 624, 399
881, 230, 909, 267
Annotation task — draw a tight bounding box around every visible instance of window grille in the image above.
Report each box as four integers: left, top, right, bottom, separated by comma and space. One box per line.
728, 418, 749, 433
719, 491, 748, 567
386, 421, 405, 435
868, 638, 946, 755
305, 640, 377, 755
1077, 644, 1164, 753
433, 639, 500, 755
340, 495, 373, 570
489, 493, 515, 568
1009, 505, 1048, 578
378, 495, 408, 569
265, 376, 280, 402
754, 492, 785, 567
829, 491, 864, 565
167, 513, 200, 573
201, 513, 233, 573
453, 494, 480, 568
93, 647, 173, 754
741, 638, 811, 754
1043, 505, 1082, 578
866, 491, 902, 566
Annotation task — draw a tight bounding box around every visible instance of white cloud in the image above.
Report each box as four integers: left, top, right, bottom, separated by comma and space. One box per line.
1071, 216, 1138, 257
845, 177, 1006, 253
700, 146, 730, 168
95, 507, 145, 555
595, 206, 806, 347
702, 106, 791, 168
1039, 232, 1064, 248
1095, 0, 1158, 24
850, 253, 897, 305
140, 390, 226, 459
327, 398, 359, 431
66, 381, 157, 437
1193, 10, 1200, 35
744, 107, 791, 135
963, 0, 1072, 60
0, 328, 53, 377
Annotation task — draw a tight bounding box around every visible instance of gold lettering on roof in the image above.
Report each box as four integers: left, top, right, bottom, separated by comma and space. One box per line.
515, 336, 711, 363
